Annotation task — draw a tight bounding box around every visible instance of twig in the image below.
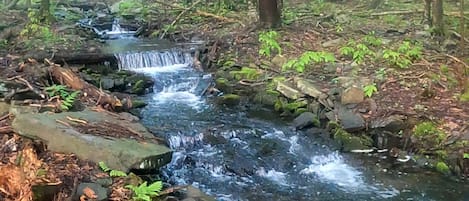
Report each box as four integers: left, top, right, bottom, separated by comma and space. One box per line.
238, 79, 265, 87
55, 119, 71, 127
0, 113, 10, 122
66, 116, 88, 124
444, 54, 469, 68
152, 0, 243, 26
369, 10, 423, 16
160, 0, 203, 39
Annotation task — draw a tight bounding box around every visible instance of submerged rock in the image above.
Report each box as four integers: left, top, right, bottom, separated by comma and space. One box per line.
12, 110, 172, 172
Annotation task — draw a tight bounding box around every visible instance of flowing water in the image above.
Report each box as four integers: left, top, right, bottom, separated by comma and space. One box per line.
112, 39, 469, 201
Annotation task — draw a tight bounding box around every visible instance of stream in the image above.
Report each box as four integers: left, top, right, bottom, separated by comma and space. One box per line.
103, 22, 469, 201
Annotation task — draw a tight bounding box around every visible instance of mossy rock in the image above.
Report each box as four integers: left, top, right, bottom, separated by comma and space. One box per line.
217, 94, 241, 106
215, 78, 233, 93
131, 99, 147, 109
253, 90, 279, 107
333, 128, 372, 152
412, 122, 446, 150
435, 161, 451, 175
131, 80, 145, 95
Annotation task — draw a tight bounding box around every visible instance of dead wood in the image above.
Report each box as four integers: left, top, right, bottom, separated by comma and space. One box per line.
46, 59, 122, 109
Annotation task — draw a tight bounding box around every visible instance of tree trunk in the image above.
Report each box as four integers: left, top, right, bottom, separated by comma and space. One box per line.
424, 0, 432, 26
460, 0, 465, 49
39, 0, 52, 23
258, 0, 281, 28
432, 0, 444, 35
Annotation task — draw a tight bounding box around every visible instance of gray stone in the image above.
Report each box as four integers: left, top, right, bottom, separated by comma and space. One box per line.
337, 107, 365, 132
370, 115, 406, 132
307, 101, 320, 114
12, 110, 172, 172
271, 55, 287, 68
295, 78, 324, 98
276, 81, 304, 100
100, 76, 115, 90
76, 182, 108, 201
182, 186, 216, 201
341, 86, 364, 105
335, 76, 372, 88
293, 112, 316, 130
322, 38, 343, 48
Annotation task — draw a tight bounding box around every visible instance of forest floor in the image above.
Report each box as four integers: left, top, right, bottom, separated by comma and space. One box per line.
1, 0, 469, 200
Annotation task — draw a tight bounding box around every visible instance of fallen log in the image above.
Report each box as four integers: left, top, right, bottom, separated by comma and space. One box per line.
47, 59, 122, 109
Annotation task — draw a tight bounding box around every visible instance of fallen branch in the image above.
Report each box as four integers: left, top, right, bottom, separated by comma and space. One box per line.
46, 59, 122, 110
369, 10, 423, 16
66, 116, 88, 124
153, 0, 244, 26
160, 0, 203, 39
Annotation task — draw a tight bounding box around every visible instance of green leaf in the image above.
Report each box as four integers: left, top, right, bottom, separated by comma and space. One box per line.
98, 161, 111, 172
110, 170, 127, 177
147, 181, 163, 193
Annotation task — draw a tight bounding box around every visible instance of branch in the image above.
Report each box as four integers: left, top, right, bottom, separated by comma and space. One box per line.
160, 0, 203, 39
152, 0, 244, 26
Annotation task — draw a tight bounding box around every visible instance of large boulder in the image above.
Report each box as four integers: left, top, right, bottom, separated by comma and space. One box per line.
12, 109, 172, 172
295, 78, 326, 99
276, 81, 304, 100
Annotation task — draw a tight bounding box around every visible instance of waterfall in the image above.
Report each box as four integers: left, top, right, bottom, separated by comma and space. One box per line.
115, 50, 193, 71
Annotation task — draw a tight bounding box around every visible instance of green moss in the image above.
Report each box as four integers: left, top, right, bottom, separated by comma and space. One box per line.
229, 67, 260, 80
274, 98, 285, 112
312, 117, 321, 127
131, 80, 145, 95
413, 122, 446, 145
216, 78, 228, 85
332, 128, 372, 152
218, 94, 241, 106
435, 161, 450, 175
284, 100, 307, 111
293, 108, 308, 116
326, 121, 340, 130
131, 99, 147, 108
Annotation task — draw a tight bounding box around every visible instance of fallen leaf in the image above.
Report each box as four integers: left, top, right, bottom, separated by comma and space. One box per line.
83, 186, 98, 198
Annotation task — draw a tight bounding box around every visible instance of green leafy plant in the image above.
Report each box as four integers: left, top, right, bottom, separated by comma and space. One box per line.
125, 181, 163, 201
230, 67, 260, 80
383, 41, 422, 68
259, 30, 282, 57
362, 31, 383, 47
375, 68, 386, 80
464, 153, 469, 159
283, 51, 335, 73
45, 84, 80, 111
340, 40, 375, 64
363, 83, 378, 97
98, 161, 128, 177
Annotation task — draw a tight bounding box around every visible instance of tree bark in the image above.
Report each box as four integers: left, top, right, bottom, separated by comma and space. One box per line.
432, 0, 444, 35
258, 0, 281, 28
424, 0, 432, 26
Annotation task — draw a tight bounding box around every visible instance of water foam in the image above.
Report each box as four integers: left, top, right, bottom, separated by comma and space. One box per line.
300, 152, 365, 191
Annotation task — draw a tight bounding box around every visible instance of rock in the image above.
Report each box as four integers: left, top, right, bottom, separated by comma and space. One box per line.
341, 86, 364, 105
76, 182, 108, 201
32, 184, 61, 201
307, 101, 320, 114
370, 115, 406, 132
336, 106, 365, 132
215, 78, 232, 93
253, 91, 278, 107
333, 128, 372, 152
131, 99, 147, 109
295, 78, 325, 99
276, 81, 304, 100
181, 186, 216, 201
335, 76, 372, 88
118, 112, 140, 122
293, 112, 316, 130
271, 55, 287, 68
217, 94, 240, 106
12, 110, 172, 172
322, 38, 343, 48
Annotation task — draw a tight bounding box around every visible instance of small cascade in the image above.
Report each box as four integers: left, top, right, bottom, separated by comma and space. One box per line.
115, 50, 193, 71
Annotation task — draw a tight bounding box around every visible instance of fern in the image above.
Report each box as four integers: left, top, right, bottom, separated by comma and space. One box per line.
126, 181, 163, 201
98, 161, 128, 177
45, 85, 80, 111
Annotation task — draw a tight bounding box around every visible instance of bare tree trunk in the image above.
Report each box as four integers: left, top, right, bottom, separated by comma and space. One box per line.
424, 0, 432, 25
432, 0, 444, 35
258, 0, 281, 28
39, 0, 52, 23
460, 0, 465, 49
